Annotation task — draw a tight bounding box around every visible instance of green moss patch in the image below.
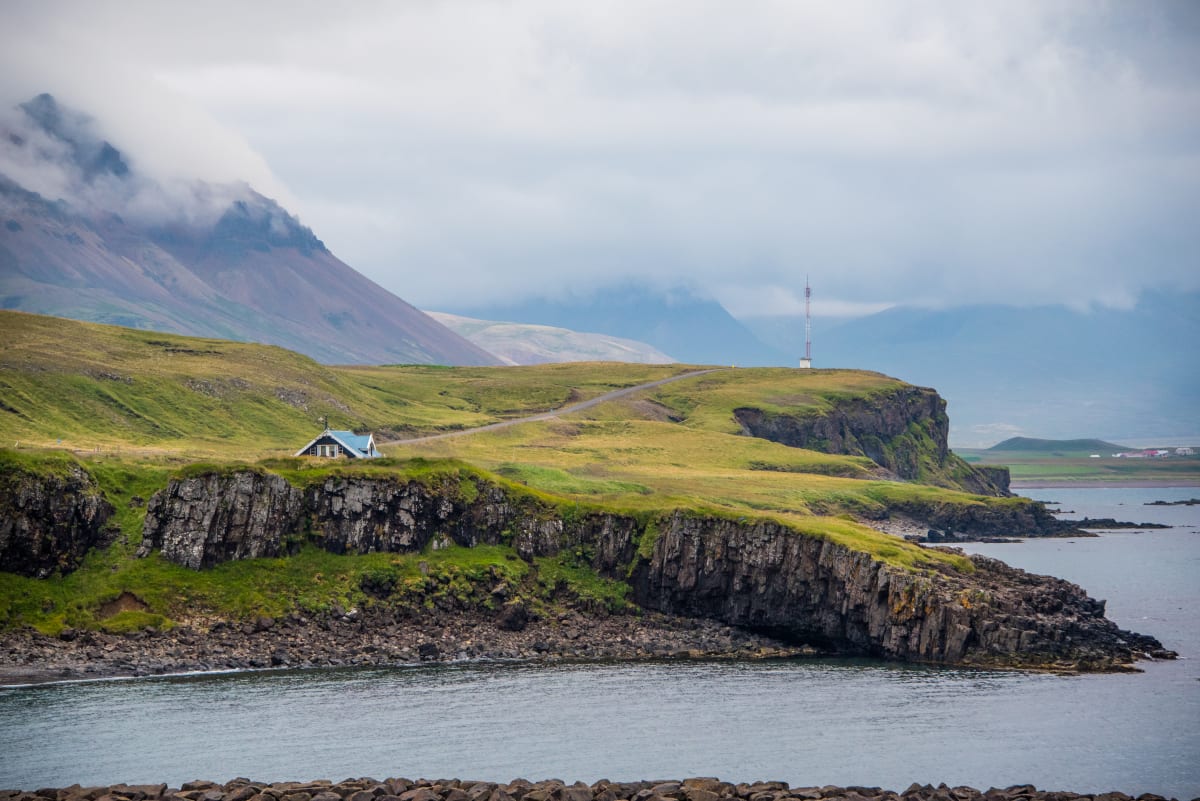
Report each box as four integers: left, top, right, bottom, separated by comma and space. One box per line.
98, 610, 171, 634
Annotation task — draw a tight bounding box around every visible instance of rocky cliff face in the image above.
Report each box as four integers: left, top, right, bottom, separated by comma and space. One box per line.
140, 470, 1169, 670
733, 385, 1010, 496
881, 496, 1067, 540
0, 462, 114, 577
968, 465, 1012, 495
139, 471, 639, 570
139, 471, 303, 569
632, 511, 1163, 670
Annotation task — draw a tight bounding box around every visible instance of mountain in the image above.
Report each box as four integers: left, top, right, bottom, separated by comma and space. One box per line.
426, 311, 675, 365
453, 284, 790, 367
0, 94, 499, 367
748, 293, 1199, 445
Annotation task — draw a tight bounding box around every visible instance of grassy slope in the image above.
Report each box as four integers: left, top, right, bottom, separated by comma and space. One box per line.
1, 312, 997, 633
0, 310, 691, 456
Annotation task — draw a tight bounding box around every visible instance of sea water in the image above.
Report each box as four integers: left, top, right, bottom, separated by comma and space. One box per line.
2, 488, 1197, 797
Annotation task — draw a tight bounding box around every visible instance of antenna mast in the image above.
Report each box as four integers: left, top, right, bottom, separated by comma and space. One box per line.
799, 276, 813, 368
805, 276, 812, 361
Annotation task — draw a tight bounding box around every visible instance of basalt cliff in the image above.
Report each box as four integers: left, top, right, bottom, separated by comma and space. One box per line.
134, 468, 1171, 671
732, 384, 1080, 540
734, 385, 1011, 495
0, 459, 114, 578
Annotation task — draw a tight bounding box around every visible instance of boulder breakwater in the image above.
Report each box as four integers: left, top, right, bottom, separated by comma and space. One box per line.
1, 777, 1184, 801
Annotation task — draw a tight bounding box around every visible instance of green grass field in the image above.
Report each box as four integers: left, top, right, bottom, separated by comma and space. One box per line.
0, 311, 1036, 633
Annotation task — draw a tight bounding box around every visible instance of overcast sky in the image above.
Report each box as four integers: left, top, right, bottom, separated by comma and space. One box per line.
2, 1, 1198, 318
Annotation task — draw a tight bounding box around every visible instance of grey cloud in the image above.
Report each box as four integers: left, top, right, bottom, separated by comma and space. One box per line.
0, 97, 256, 230
1, 0, 1197, 315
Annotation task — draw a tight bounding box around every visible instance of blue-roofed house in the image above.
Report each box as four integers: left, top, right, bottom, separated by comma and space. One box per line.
294, 427, 382, 459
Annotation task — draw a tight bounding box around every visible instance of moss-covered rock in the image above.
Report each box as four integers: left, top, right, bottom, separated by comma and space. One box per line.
0, 450, 115, 577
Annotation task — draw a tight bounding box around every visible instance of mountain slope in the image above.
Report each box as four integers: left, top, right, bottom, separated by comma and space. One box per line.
427, 311, 675, 365
455, 284, 790, 367
0, 94, 499, 367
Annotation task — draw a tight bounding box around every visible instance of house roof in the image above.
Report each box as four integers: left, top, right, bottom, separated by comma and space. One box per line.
294, 429, 379, 458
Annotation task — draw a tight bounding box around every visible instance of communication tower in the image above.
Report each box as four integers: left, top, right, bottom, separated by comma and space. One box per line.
798, 277, 812, 369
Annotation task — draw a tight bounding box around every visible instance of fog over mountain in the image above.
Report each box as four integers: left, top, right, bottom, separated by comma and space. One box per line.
0, 94, 499, 366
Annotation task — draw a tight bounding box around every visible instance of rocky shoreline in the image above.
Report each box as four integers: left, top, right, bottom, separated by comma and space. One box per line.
126, 470, 1173, 671
1, 776, 1185, 801
0, 607, 814, 686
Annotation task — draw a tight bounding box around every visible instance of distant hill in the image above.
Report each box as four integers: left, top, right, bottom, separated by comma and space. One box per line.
0, 94, 499, 367
454, 284, 791, 367
426, 311, 675, 365
988, 437, 1129, 453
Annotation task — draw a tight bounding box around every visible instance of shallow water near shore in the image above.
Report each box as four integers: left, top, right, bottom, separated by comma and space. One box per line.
2, 488, 1198, 797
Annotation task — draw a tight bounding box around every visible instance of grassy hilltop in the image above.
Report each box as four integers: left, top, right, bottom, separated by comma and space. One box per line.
1, 311, 1032, 634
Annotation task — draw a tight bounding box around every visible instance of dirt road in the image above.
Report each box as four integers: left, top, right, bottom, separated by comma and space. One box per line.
379, 367, 725, 445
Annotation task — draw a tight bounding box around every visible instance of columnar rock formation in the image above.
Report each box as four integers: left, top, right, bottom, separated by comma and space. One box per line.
632, 511, 1167, 668
139, 471, 301, 569
0, 462, 113, 577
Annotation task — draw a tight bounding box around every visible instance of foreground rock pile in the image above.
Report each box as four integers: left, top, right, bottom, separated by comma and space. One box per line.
2, 777, 1183, 801
0, 608, 811, 685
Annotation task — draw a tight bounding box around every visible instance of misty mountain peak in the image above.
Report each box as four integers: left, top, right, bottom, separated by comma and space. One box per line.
19, 93, 130, 184
3, 94, 327, 258
209, 194, 327, 256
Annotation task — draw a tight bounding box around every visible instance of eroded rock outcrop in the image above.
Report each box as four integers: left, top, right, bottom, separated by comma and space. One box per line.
138, 470, 303, 569
733, 385, 1010, 496
0, 460, 114, 577
140, 469, 1172, 670
140, 471, 639, 570
632, 511, 1167, 670
878, 496, 1070, 540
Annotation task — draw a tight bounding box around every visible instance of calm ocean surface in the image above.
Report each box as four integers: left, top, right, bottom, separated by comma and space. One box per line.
2, 487, 1197, 797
